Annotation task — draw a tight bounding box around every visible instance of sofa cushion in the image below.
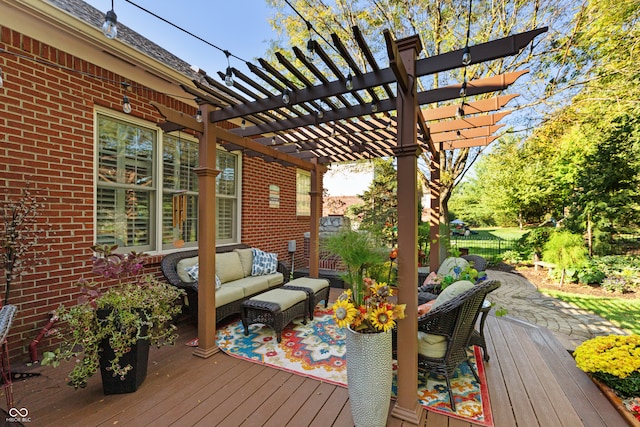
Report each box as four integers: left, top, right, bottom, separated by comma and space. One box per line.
431, 280, 475, 310
234, 248, 254, 278
251, 248, 278, 276
437, 257, 469, 278
215, 286, 245, 307
223, 276, 270, 297
266, 273, 285, 288
216, 252, 245, 284
177, 256, 199, 283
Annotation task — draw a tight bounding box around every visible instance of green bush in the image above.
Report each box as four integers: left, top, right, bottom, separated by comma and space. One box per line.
516, 227, 553, 259
543, 231, 588, 271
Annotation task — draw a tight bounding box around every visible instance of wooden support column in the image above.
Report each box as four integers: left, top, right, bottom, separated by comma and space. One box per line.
193, 104, 220, 359
308, 159, 323, 278
389, 33, 424, 425
429, 146, 441, 272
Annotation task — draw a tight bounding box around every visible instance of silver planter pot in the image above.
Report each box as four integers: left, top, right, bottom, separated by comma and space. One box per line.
345, 327, 393, 427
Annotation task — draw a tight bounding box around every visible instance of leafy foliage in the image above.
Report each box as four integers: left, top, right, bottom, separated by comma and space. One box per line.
542, 231, 588, 271
41, 245, 184, 389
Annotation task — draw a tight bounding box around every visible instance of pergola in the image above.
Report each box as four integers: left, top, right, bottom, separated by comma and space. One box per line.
152, 25, 546, 424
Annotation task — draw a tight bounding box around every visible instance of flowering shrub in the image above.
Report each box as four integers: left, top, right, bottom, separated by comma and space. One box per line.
332, 277, 405, 333
573, 334, 640, 398
42, 244, 185, 389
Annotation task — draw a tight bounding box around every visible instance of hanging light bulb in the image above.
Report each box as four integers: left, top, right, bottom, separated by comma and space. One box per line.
345, 73, 354, 91
459, 81, 467, 97
456, 104, 465, 118
271, 136, 277, 145
224, 66, 234, 86
462, 46, 471, 66
282, 89, 290, 104
122, 95, 131, 114
317, 110, 324, 119
0, 67, 3, 88
307, 38, 316, 60
371, 102, 378, 113
102, 1, 118, 39
195, 109, 203, 123
456, 130, 462, 139
241, 119, 246, 130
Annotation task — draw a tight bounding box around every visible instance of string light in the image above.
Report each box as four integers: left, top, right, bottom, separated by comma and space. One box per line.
306, 21, 315, 59
345, 73, 354, 91
121, 82, 131, 113
371, 102, 378, 113
456, 104, 465, 118
241, 119, 246, 130
195, 109, 203, 123
282, 89, 291, 104
102, 0, 118, 39
462, 0, 473, 65
459, 80, 467, 97
224, 50, 234, 86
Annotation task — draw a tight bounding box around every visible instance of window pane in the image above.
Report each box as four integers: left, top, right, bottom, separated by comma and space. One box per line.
97, 114, 155, 251
217, 151, 236, 196
162, 193, 198, 246
163, 134, 198, 192
97, 187, 152, 247
296, 169, 311, 216
217, 197, 236, 243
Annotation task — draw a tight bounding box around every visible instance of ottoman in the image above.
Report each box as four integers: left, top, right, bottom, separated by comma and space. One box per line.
282, 277, 330, 320
241, 288, 309, 343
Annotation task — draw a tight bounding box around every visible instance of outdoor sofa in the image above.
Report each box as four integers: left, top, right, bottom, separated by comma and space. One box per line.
161, 244, 290, 323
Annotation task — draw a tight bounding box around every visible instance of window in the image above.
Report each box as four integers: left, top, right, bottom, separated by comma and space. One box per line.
96, 111, 240, 252
296, 169, 311, 216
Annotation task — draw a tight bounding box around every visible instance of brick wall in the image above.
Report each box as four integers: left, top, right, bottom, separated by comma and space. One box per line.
0, 28, 308, 360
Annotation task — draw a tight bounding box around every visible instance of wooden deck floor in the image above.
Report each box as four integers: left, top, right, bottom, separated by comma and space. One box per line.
5, 314, 627, 426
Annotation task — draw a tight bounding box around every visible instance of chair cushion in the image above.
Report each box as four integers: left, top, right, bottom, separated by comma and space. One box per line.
185, 263, 222, 289
437, 257, 470, 278
431, 280, 475, 310
177, 256, 199, 283
234, 248, 254, 277
251, 248, 278, 276
418, 331, 447, 358
216, 252, 245, 284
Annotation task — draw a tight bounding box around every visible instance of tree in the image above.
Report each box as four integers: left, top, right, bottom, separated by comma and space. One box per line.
266, 0, 579, 227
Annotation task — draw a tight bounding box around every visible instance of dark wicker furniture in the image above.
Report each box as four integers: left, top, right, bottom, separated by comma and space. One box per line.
241, 288, 309, 343
281, 277, 330, 320
416, 279, 501, 411
160, 245, 290, 324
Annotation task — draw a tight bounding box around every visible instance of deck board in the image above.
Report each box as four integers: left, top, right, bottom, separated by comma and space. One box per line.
6, 312, 628, 427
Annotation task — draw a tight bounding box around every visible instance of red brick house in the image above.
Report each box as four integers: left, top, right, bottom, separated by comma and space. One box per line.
0, 0, 311, 359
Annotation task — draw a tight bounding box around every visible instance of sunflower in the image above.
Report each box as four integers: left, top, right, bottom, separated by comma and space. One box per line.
370, 306, 395, 332
332, 298, 358, 328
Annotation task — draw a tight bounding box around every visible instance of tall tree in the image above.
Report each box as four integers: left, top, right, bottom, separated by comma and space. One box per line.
265, 0, 578, 225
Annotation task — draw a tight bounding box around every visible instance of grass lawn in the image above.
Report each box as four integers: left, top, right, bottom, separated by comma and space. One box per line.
542, 290, 640, 335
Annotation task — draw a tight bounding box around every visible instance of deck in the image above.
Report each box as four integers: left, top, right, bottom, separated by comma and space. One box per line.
6, 311, 627, 426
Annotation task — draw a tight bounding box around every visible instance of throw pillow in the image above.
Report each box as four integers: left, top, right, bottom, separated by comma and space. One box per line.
185, 263, 221, 289
431, 280, 475, 310
186, 264, 199, 281
251, 248, 278, 276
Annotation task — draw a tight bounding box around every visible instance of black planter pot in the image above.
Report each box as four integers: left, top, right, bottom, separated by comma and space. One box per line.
97, 308, 150, 395
99, 337, 150, 395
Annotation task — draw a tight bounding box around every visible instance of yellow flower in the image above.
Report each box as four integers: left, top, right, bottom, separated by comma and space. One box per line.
370, 306, 395, 332
332, 299, 357, 328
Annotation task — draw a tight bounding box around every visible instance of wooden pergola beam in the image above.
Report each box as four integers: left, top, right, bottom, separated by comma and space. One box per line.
422, 94, 518, 121
150, 102, 320, 172
438, 135, 498, 150
430, 124, 505, 143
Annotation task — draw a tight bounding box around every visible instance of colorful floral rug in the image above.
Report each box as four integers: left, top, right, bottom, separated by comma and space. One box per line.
216, 307, 493, 426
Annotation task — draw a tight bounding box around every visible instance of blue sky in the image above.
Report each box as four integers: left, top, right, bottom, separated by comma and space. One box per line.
84, 0, 280, 78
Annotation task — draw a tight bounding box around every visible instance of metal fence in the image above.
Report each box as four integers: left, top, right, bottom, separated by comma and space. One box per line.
449, 235, 520, 261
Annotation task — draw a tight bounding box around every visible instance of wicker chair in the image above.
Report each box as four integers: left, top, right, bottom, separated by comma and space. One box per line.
417, 279, 501, 411
160, 245, 290, 323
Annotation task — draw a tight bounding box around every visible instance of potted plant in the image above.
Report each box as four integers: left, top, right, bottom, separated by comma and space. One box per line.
573, 334, 640, 424
42, 244, 185, 394
324, 230, 405, 427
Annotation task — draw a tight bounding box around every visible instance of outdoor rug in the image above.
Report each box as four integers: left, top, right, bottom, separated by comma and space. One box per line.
216, 307, 493, 426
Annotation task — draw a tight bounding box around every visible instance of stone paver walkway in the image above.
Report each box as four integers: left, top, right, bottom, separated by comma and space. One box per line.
485, 270, 629, 350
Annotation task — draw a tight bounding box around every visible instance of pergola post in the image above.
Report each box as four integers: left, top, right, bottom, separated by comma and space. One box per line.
391, 34, 424, 424
309, 159, 323, 278
429, 148, 441, 272
193, 104, 220, 358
